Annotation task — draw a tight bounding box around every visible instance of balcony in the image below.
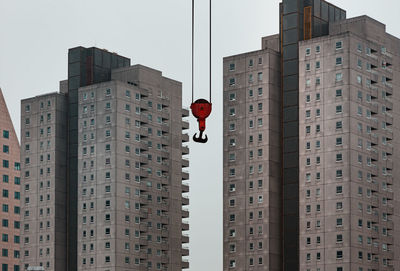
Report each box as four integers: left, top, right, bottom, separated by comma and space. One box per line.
182, 183, 189, 193
139, 127, 148, 137
182, 133, 189, 143
139, 155, 148, 165
140, 169, 149, 179
182, 195, 189, 206
182, 158, 189, 168
139, 250, 148, 259
182, 234, 189, 244
161, 135, 169, 146
182, 259, 189, 269
182, 222, 189, 231
182, 208, 189, 218
161, 255, 169, 264
160, 215, 169, 225
182, 146, 189, 155
182, 121, 189, 130
139, 238, 148, 246
161, 189, 169, 199
161, 125, 169, 133
182, 170, 189, 180
182, 108, 189, 118
140, 141, 149, 152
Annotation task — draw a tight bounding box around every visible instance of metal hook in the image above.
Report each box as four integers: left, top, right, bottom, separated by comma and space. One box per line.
193, 130, 208, 143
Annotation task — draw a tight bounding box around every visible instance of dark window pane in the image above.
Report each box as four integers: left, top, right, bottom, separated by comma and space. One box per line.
284, 138, 299, 153
283, 152, 299, 169
68, 48, 81, 63
340, 10, 346, 20
283, 91, 298, 107
283, 60, 299, 76
313, 0, 321, 17
283, 75, 299, 91
321, 1, 328, 21
283, 0, 298, 14
284, 183, 299, 199
283, 121, 299, 137
329, 5, 335, 22
283, 167, 299, 180
283, 44, 299, 61
283, 107, 299, 122
283, 29, 299, 45
283, 13, 298, 30
335, 8, 341, 21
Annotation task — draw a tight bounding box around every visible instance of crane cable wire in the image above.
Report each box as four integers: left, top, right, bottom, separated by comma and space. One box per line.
191, 0, 212, 103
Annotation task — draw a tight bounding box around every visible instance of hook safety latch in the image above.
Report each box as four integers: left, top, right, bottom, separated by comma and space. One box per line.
190, 99, 212, 143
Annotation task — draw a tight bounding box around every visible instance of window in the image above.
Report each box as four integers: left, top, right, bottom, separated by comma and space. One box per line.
357, 75, 362, 84
336, 218, 343, 226
336, 153, 343, 162
229, 78, 235, 86
336, 41, 343, 50
2, 160, 9, 168
316, 45, 320, 53
316, 61, 320, 69
229, 93, 236, 101
336, 73, 343, 82
306, 48, 311, 56
336, 121, 342, 129
229, 63, 235, 71
3, 131, 9, 139
258, 88, 263, 96
336, 57, 343, 65
257, 72, 263, 81
336, 137, 342, 146
306, 63, 311, 71
316, 77, 321, 85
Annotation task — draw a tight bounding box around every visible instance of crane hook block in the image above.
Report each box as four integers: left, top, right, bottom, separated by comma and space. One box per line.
190, 99, 212, 143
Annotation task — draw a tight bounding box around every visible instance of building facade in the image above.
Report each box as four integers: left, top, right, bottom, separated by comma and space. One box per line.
223, 36, 282, 271
0, 89, 21, 271
20, 92, 68, 271
21, 47, 190, 271
299, 16, 400, 271
223, 1, 400, 271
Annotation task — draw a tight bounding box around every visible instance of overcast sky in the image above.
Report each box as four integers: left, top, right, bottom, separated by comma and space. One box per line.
1, 0, 399, 270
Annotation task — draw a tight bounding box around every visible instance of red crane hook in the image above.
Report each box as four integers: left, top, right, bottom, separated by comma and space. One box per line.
190, 99, 212, 143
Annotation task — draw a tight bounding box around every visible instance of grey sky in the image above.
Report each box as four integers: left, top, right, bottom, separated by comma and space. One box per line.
0, 0, 399, 270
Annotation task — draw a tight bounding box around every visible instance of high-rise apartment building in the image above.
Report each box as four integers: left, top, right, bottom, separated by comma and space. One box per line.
223, 36, 282, 271
0, 89, 21, 271
20, 92, 68, 271
21, 47, 190, 271
299, 16, 399, 271
223, 1, 400, 271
